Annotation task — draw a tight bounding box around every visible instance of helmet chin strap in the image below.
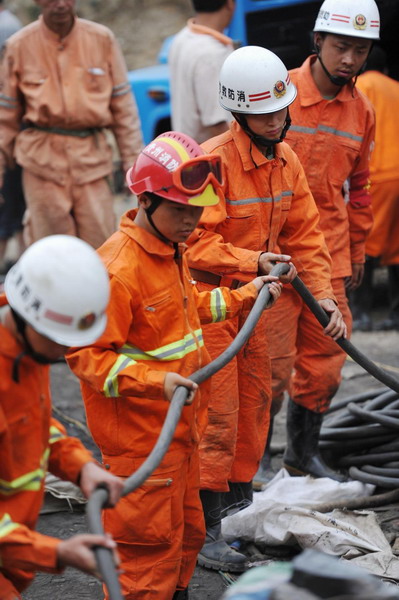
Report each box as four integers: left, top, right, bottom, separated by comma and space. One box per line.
144, 193, 179, 256
10, 308, 62, 382
233, 111, 292, 150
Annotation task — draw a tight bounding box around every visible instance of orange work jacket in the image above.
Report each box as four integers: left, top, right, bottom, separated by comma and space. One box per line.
0, 295, 94, 594
356, 70, 399, 184
0, 16, 142, 184
286, 55, 375, 278
67, 210, 260, 478
186, 121, 334, 301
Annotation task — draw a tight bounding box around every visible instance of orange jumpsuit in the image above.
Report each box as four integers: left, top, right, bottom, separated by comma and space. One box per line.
267, 55, 375, 413
0, 15, 142, 249
356, 70, 399, 265
66, 210, 260, 600
185, 121, 334, 490
0, 294, 94, 598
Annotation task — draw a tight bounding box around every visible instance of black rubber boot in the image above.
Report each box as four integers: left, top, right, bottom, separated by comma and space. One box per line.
350, 255, 375, 332
172, 589, 189, 599
197, 490, 248, 573
376, 265, 399, 331
221, 481, 253, 517
283, 399, 346, 482
253, 419, 276, 491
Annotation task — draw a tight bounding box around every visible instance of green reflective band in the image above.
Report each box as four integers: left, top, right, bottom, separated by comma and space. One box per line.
0, 513, 19, 539
49, 425, 66, 444
103, 354, 137, 398
0, 448, 50, 496
119, 329, 204, 362
210, 288, 227, 322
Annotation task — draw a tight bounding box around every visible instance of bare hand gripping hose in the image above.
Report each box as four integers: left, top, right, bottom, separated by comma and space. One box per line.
86, 267, 399, 598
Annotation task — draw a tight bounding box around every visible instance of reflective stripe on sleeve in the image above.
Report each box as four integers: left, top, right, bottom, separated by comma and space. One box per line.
0, 448, 50, 496
102, 330, 204, 398
0, 514, 19, 539
119, 329, 204, 361
103, 354, 137, 398
226, 190, 292, 206
49, 425, 66, 444
290, 123, 363, 143
210, 288, 227, 322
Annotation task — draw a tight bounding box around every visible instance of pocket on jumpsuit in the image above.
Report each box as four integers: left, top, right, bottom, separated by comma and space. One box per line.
103, 469, 176, 546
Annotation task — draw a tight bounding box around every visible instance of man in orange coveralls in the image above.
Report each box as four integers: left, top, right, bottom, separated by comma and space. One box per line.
350, 45, 399, 332
0, 234, 124, 600
185, 46, 346, 572
67, 130, 283, 599
254, 0, 378, 488
0, 0, 142, 249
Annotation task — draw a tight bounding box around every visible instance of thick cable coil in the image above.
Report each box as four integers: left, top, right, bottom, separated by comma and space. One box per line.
320, 387, 399, 487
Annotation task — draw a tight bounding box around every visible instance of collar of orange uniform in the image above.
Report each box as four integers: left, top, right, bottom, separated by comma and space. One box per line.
230, 121, 287, 172
187, 18, 233, 46
39, 13, 78, 44
295, 55, 359, 107
119, 209, 187, 257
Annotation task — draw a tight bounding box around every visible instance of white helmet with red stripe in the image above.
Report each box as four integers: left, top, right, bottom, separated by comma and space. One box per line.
219, 46, 297, 115
314, 0, 380, 40
4, 235, 110, 346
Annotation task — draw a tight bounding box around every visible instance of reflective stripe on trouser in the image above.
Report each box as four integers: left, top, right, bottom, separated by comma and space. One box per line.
22, 170, 116, 250
103, 450, 204, 600
365, 179, 399, 265
268, 277, 353, 414
199, 309, 271, 490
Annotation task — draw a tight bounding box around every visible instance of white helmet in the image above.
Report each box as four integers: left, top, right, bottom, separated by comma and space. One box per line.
314, 0, 380, 40
5, 235, 110, 346
219, 46, 297, 115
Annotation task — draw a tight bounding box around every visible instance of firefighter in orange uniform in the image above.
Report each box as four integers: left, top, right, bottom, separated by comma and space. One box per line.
0, 235, 124, 600
256, 0, 378, 487
185, 46, 345, 572
0, 0, 142, 249
66, 131, 282, 599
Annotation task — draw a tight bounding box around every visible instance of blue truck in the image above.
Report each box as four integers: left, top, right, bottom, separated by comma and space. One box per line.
127, 0, 398, 144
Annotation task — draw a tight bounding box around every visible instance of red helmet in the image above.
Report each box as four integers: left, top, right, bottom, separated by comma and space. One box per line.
126, 131, 224, 206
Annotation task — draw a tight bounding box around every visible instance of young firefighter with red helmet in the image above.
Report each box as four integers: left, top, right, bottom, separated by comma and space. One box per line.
256, 0, 378, 488
184, 46, 346, 572
0, 235, 124, 599
66, 131, 282, 600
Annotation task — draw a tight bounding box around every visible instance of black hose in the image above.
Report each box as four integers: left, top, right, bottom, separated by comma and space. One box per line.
362, 465, 399, 478
320, 423, 393, 440
349, 466, 399, 488
347, 402, 399, 430
291, 277, 399, 394
339, 452, 399, 467
325, 387, 388, 414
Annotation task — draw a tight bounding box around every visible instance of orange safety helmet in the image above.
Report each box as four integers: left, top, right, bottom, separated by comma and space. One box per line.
126, 131, 224, 207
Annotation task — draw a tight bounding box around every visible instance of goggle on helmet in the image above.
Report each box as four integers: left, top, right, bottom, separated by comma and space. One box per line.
126, 131, 225, 207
